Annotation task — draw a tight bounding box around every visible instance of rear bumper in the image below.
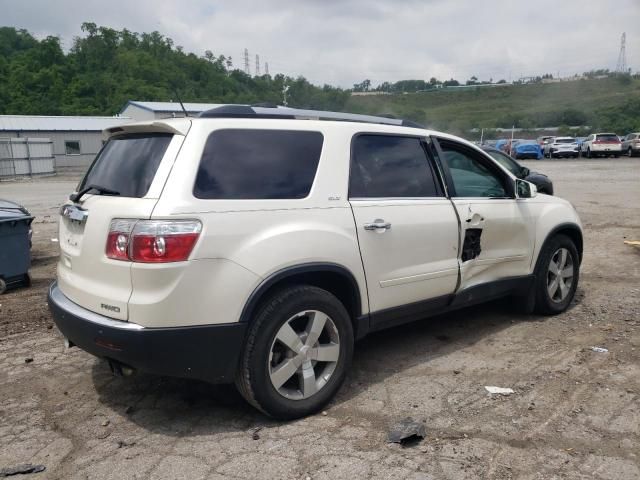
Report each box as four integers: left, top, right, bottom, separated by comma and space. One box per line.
48, 281, 246, 384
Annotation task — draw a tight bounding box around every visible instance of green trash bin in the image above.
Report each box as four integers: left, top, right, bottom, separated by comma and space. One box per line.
0, 199, 34, 294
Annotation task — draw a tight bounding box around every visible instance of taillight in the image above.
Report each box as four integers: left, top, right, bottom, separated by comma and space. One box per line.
106, 219, 201, 263
106, 219, 135, 260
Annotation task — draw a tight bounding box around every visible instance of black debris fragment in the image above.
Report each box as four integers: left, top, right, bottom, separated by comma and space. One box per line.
24, 358, 33, 364
251, 426, 263, 440
0, 464, 46, 477
387, 417, 426, 446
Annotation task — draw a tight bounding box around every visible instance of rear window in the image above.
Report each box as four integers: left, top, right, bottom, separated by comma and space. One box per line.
194, 129, 323, 199
555, 138, 576, 143
80, 133, 173, 198
596, 134, 619, 142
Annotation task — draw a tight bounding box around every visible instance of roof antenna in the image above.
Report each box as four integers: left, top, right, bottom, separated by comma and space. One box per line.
171, 84, 189, 117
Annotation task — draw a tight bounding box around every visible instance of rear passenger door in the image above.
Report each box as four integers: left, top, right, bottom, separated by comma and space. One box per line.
349, 134, 460, 321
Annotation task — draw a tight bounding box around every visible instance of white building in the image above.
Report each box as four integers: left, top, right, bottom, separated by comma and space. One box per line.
0, 115, 131, 170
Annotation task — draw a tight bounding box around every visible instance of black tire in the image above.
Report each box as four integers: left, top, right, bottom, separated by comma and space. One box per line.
533, 234, 580, 315
586, 148, 592, 158
236, 285, 354, 419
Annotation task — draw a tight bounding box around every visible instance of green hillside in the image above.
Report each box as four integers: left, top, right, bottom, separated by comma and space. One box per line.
346, 77, 640, 137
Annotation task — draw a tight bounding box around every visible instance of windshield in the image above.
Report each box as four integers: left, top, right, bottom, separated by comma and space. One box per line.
555, 138, 576, 144
486, 150, 522, 176
79, 133, 173, 198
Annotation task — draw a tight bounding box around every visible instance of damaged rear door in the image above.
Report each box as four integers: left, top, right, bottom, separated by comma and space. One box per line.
431, 137, 534, 292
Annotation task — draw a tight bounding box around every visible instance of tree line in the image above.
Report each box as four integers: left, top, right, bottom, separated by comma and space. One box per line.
0, 24, 350, 116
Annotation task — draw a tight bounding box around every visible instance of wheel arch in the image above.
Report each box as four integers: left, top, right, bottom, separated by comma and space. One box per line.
239, 262, 365, 334
539, 222, 583, 264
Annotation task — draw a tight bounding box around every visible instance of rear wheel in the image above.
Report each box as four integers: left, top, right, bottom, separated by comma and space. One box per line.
236, 285, 354, 419
629, 147, 633, 157
533, 234, 580, 315
586, 148, 592, 158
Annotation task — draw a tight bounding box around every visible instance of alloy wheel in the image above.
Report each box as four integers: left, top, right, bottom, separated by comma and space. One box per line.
268, 310, 340, 400
547, 247, 574, 303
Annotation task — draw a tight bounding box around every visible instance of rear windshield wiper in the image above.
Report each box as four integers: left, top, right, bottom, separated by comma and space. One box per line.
70, 184, 120, 203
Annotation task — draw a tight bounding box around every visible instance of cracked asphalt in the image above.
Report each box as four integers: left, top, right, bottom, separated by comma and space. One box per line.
0, 159, 639, 479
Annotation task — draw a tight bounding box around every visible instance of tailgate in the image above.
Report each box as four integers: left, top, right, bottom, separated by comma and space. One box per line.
57, 131, 186, 320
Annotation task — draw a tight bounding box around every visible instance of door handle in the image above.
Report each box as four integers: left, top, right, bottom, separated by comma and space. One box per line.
364, 219, 391, 231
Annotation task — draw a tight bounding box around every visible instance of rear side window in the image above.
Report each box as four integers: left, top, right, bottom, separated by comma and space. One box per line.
80, 133, 173, 198
194, 129, 323, 199
349, 135, 440, 198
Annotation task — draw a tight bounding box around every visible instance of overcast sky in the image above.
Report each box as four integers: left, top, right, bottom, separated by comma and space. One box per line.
2, 0, 637, 87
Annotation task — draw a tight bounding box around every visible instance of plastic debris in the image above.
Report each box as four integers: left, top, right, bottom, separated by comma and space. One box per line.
50, 238, 58, 242
387, 417, 426, 445
590, 346, 608, 353
485, 386, 515, 395
0, 464, 46, 477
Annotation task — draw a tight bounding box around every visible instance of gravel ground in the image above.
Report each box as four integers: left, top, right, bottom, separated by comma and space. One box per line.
0, 159, 639, 479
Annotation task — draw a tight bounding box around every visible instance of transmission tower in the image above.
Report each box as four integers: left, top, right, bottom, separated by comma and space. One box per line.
265, 62, 269, 76
255, 54, 260, 76
616, 32, 627, 73
243, 48, 250, 75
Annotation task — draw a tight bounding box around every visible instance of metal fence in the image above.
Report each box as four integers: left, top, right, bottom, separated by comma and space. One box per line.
0, 138, 55, 178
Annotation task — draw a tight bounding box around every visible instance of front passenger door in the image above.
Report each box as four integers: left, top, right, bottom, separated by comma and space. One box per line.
433, 138, 535, 291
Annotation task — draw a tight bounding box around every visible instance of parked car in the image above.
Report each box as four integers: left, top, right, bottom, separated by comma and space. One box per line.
581, 133, 622, 158
621, 133, 640, 157
48, 105, 583, 419
482, 147, 554, 194
537, 135, 554, 151
544, 137, 580, 158
511, 140, 543, 160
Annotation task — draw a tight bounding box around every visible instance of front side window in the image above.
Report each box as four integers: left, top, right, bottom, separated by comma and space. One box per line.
349, 134, 439, 198
65, 140, 81, 155
440, 141, 508, 198
194, 129, 323, 199
485, 149, 522, 176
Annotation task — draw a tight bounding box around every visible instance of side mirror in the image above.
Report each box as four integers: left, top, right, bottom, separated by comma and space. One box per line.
516, 178, 537, 198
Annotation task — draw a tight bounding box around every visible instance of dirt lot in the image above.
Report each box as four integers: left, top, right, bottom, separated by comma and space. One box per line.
0, 160, 639, 479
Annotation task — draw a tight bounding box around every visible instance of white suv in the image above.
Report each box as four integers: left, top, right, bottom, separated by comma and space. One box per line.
49, 105, 583, 419
544, 136, 579, 158
581, 133, 622, 158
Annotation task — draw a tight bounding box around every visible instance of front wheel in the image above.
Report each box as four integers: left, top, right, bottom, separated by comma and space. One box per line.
629, 147, 633, 157
236, 285, 354, 419
533, 234, 580, 315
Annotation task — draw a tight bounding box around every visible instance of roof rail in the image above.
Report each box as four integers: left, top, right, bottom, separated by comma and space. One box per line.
198, 104, 424, 128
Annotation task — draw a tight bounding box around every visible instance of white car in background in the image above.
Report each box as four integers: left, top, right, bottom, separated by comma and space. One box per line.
580, 133, 622, 158
544, 137, 579, 158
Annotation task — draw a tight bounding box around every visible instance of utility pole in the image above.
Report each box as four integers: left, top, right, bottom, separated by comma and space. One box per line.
283, 84, 290, 107
255, 54, 260, 76
265, 62, 269, 76
243, 48, 250, 75
616, 32, 627, 73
